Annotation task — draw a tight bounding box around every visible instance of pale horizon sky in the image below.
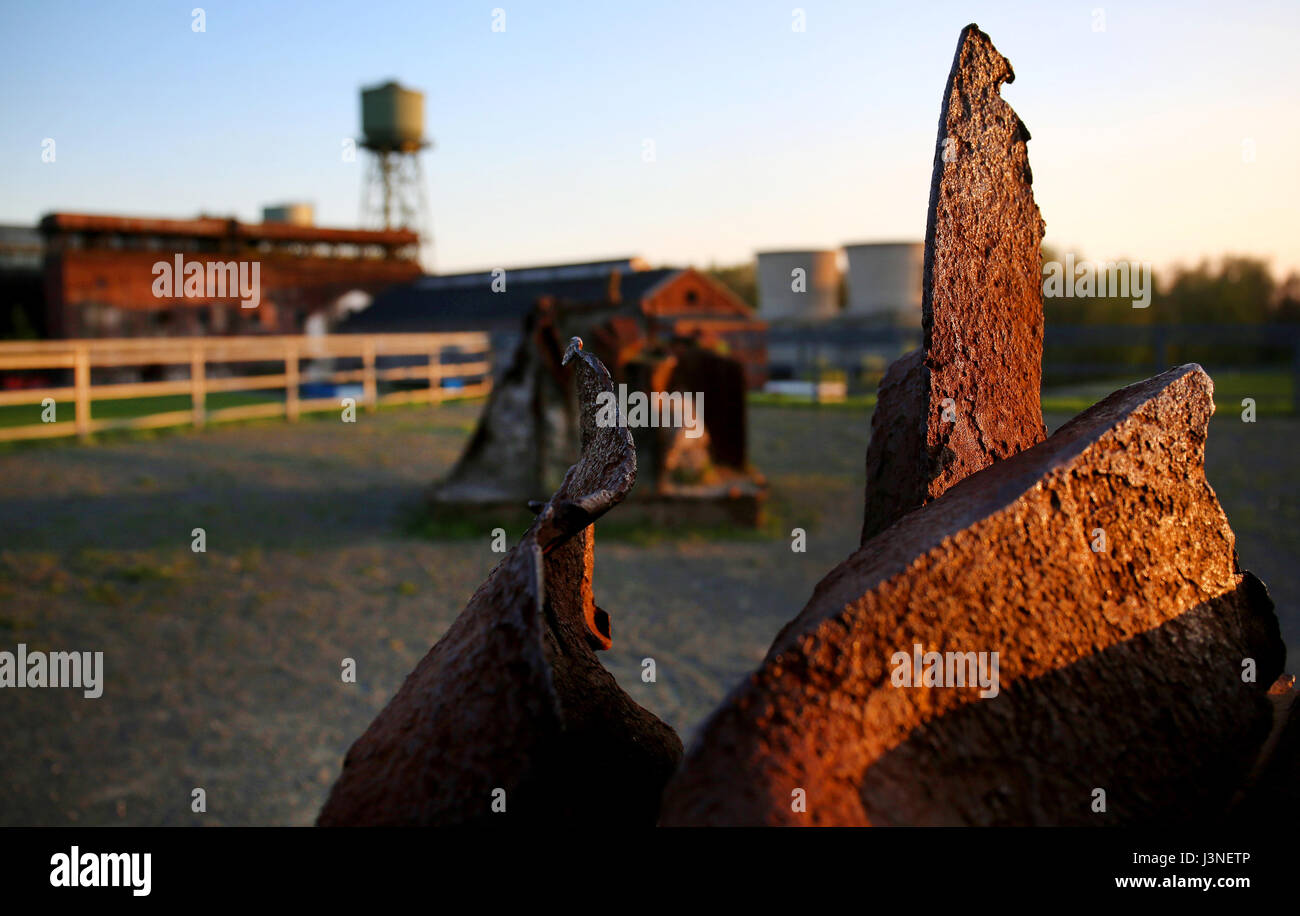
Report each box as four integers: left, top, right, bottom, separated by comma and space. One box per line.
2, 0, 1298, 279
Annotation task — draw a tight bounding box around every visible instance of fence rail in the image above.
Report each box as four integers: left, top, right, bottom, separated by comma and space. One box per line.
0, 332, 492, 443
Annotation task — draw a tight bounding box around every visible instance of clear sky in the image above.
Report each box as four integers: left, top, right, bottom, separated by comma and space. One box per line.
2, 0, 1297, 277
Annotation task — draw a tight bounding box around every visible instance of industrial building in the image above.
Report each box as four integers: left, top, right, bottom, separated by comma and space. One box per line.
29, 211, 421, 338
341, 258, 768, 388
758, 241, 924, 386
756, 242, 923, 326
0, 225, 44, 338
844, 241, 924, 317
755, 249, 841, 321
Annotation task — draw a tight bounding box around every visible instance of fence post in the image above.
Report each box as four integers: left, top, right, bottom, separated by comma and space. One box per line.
1293, 328, 1300, 416
427, 346, 442, 404
74, 345, 90, 442
285, 340, 299, 422
190, 343, 206, 429
362, 338, 377, 411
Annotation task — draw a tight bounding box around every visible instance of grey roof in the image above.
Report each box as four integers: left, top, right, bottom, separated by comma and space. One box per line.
0, 225, 43, 246
341, 266, 678, 334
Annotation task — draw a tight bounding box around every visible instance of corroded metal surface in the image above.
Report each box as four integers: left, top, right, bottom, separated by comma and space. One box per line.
862, 24, 1047, 543
317, 344, 680, 826
662, 365, 1284, 826
432, 305, 573, 505
319, 23, 1290, 829
1231, 675, 1300, 823
433, 301, 765, 526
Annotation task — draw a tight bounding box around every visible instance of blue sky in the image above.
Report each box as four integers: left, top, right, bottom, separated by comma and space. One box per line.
2, 0, 1298, 276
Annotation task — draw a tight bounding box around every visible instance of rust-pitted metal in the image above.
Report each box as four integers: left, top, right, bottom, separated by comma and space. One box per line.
860, 349, 928, 541
862, 24, 1047, 543
317, 345, 680, 826
662, 365, 1284, 826
434, 302, 765, 527
530, 337, 637, 551
1230, 675, 1300, 823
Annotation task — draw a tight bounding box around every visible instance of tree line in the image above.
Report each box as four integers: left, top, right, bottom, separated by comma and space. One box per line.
705, 252, 1300, 326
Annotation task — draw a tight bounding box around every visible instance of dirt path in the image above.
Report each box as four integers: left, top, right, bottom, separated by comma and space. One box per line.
0, 402, 1294, 825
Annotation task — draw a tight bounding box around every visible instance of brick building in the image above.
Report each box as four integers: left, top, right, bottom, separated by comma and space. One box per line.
37, 212, 422, 338
341, 258, 768, 388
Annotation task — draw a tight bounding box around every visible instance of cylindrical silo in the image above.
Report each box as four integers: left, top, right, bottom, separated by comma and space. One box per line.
262, 203, 315, 226
755, 249, 840, 321
844, 242, 923, 317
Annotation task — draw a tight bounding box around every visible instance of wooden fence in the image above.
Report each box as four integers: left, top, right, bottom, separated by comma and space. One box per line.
0, 332, 492, 443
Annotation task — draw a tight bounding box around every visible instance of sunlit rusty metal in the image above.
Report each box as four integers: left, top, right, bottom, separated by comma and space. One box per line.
318, 345, 679, 826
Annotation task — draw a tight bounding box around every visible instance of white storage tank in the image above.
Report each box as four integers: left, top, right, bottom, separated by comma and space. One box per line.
755, 249, 840, 321
844, 242, 923, 317
262, 203, 315, 226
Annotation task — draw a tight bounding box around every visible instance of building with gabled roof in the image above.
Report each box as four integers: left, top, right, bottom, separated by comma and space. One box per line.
340, 258, 767, 388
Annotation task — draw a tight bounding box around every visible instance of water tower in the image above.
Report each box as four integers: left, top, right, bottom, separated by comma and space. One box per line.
359, 81, 432, 263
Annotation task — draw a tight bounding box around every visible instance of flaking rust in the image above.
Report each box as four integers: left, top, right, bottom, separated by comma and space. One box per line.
1230, 676, 1300, 822
317, 341, 681, 826
862, 24, 1047, 543
662, 365, 1284, 826
659, 23, 1292, 827
319, 23, 1292, 829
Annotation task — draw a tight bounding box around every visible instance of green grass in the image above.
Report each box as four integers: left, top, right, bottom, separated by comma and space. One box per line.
594, 512, 786, 545
0, 391, 278, 428
752, 368, 1294, 416
1040, 369, 1293, 414
749, 392, 878, 410
114, 561, 186, 584
0, 391, 489, 451
403, 497, 789, 545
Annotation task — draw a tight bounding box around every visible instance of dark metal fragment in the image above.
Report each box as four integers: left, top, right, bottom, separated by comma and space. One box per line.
664, 365, 1283, 826
318, 346, 680, 826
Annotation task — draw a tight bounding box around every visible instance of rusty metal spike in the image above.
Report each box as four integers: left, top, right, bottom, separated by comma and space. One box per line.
318, 348, 677, 826
862, 23, 1047, 543
662, 365, 1283, 826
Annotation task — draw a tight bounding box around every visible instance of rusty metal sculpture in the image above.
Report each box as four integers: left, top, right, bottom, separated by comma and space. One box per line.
862, 25, 1047, 543
657, 23, 1289, 826
318, 338, 681, 826
1231, 675, 1300, 822
660, 366, 1284, 825
431, 303, 578, 507
432, 298, 766, 528
319, 23, 1292, 828
660, 21, 1289, 826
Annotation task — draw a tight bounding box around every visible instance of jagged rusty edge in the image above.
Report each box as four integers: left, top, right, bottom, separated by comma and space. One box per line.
316, 536, 559, 826
316, 347, 674, 826
1228, 672, 1299, 821
430, 310, 552, 506
862, 23, 1046, 544
663, 365, 1283, 826
532, 344, 636, 552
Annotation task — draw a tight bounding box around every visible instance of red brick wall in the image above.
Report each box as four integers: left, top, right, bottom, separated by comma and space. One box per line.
45, 249, 421, 338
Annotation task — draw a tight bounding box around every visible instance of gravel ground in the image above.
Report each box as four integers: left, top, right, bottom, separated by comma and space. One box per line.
0, 398, 1295, 826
